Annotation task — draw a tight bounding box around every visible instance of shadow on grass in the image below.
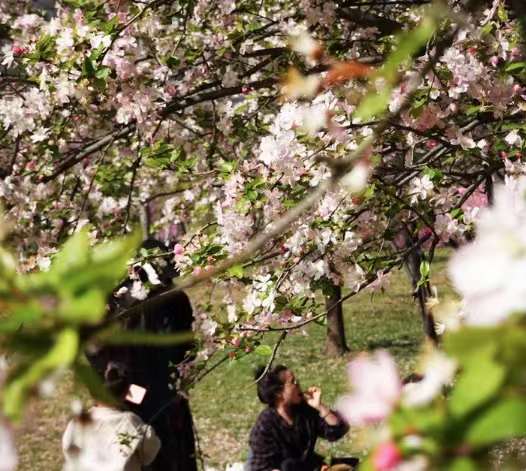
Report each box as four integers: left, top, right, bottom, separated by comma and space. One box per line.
365, 337, 421, 350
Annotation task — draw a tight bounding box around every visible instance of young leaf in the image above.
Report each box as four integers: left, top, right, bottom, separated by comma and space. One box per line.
254, 345, 273, 357
228, 264, 244, 279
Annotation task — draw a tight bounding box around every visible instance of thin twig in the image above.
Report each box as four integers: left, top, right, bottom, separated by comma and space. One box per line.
252, 331, 287, 385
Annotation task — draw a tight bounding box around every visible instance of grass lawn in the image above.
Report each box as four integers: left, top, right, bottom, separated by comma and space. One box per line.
15, 250, 455, 470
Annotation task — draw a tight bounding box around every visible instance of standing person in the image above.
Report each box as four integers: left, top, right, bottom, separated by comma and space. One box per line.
249, 365, 358, 471
86, 239, 198, 471
62, 362, 161, 471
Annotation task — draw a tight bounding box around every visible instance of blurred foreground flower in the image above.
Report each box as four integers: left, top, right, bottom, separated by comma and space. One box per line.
402, 349, 456, 407
281, 68, 320, 100
449, 177, 526, 325
340, 162, 371, 194
289, 25, 323, 64
0, 416, 18, 471
337, 350, 401, 425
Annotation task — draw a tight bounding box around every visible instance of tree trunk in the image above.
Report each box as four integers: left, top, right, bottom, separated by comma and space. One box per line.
394, 228, 438, 344
325, 283, 350, 356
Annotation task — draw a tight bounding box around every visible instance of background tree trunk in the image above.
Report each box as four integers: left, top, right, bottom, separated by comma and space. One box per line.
394, 227, 438, 344
325, 283, 350, 356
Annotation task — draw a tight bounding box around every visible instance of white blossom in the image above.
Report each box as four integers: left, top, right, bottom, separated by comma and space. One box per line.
449, 177, 526, 325
0, 417, 18, 471
408, 175, 434, 204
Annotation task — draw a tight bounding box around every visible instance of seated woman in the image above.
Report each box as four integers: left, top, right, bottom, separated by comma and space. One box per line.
248, 365, 357, 471
62, 362, 161, 471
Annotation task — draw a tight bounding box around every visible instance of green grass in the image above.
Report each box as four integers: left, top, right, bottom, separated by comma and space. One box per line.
15, 250, 455, 470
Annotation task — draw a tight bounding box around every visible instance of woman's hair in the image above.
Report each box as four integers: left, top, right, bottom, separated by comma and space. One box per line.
104, 361, 130, 399
255, 364, 289, 407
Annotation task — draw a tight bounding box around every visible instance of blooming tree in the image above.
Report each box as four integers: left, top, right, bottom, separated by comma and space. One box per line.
1, 0, 526, 469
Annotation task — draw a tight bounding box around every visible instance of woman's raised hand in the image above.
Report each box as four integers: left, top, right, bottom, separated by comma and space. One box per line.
306, 387, 322, 410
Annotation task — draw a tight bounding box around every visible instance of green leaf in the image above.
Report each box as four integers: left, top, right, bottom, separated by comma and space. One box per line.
254, 345, 273, 357
227, 264, 244, 279
449, 458, 477, 471
444, 328, 498, 365
83, 56, 97, 79
419, 261, 430, 278
3, 328, 79, 420
57, 289, 106, 324
450, 208, 462, 219
506, 62, 526, 72
364, 183, 376, 198
498, 3, 509, 22
0, 304, 45, 332
467, 398, 526, 447
52, 228, 90, 276
95, 66, 112, 80
103, 16, 120, 34
355, 12, 439, 120
450, 348, 506, 417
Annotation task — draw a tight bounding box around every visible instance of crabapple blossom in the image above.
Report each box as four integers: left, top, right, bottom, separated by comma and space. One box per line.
373, 441, 402, 471
408, 176, 434, 205
449, 178, 526, 325
337, 350, 402, 425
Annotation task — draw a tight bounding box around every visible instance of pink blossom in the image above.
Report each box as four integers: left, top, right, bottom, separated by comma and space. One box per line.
173, 244, 184, 255
232, 337, 240, 347
337, 351, 401, 425
192, 267, 202, 276
205, 264, 214, 272
373, 442, 402, 471
490, 56, 500, 67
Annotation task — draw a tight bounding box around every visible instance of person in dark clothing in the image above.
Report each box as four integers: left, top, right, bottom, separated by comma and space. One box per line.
249, 365, 357, 471
86, 239, 198, 471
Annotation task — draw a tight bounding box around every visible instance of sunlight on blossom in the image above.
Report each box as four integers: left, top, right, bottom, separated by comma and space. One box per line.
281, 68, 320, 100
337, 351, 401, 425
449, 177, 526, 325
340, 162, 371, 194
289, 25, 323, 63
403, 350, 457, 407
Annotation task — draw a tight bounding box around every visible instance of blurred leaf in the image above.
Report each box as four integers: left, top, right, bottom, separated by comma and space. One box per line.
0, 303, 45, 332
59, 231, 140, 294
467, 398, 526, 447
227, 265, 244, 279
450, 346, 506, 417
57, 289, 106, 325
97, 329, 194, 346
355, 12, 439, 120
52, 228, 90, 277
444, 328, 498, 365
254, 345, 273, 357
449, 458, 477, 471
3, 328, 79, 420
